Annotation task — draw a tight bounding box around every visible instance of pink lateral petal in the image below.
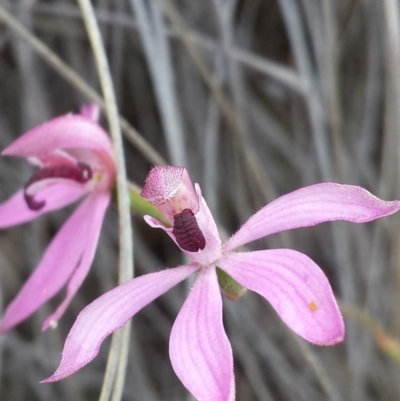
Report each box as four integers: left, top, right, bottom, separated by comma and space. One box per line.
0, 184, 87, 228
219, 250, 344, 345
224, 183, 400, 251
2, 115, 113, 163
42, 192, 110, 331
169, 267, 235, 401
0, 194, 99, 333
42, 265, 198, 382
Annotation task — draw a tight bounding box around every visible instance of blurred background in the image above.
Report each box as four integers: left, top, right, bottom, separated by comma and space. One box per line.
1, 0, 400, 400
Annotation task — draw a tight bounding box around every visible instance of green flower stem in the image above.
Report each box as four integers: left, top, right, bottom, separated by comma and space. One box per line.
76, 1, 133, 400
127, 182, 170, 226
340, 302, 400, 365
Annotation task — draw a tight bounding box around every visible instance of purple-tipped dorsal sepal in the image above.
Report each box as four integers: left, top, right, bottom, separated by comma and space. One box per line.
141, 166, 185, 206
173, 209, 206, 252
141, 166, 199, 225
24, 162, 93, 211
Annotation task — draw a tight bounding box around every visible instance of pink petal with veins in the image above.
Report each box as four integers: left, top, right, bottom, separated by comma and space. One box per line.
224, 183, 400, 252
219, 250, 344, 345
0, 183, 87, 228
2, 115, 113, 164
42, 192, 110, 331
0, 194, 99, 333
170, 267, 235, 401
42, 265, 198, 382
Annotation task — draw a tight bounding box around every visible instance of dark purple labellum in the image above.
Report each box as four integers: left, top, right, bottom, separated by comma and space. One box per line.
172, 208, 206, 252
24, 162, 92, 211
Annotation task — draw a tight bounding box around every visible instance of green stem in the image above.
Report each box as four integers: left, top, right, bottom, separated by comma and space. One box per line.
76, 1, 133, 400
126, 182, 170, 226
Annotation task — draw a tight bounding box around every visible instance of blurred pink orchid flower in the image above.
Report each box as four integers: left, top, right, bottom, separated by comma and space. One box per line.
44, 166, 400, 400
0, 104, 115, 333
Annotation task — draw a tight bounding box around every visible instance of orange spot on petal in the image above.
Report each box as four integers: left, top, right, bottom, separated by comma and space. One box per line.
308, 300, 318, 312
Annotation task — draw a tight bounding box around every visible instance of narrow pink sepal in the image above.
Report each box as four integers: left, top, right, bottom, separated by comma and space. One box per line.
42, 192, 110, 331
0, 184, 87, 228
0, 194, 98, 333
42, 265, 198, 382
219, 250, 345, 345
2, 115, 113, 163
170, 267, 235, 401
79, 103, 100, 122
224, 183, 400, 252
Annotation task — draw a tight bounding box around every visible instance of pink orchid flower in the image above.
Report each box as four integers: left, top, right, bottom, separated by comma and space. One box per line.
0, 104, 115, 333
43, 166, 400, 400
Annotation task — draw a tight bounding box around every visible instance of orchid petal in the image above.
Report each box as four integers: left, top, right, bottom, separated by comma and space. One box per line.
2, 115, 113, 163
79, 103, 100, 122
185, 184, 222, 265
0, 194, 98, 333
224, 183, 400, 251
219, 250, 344, 345
0, 183, 87, 228
42, 265, 198, 382
27, 149, 80, 168
170, 267, 235, 401
42, 192, 110, 331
